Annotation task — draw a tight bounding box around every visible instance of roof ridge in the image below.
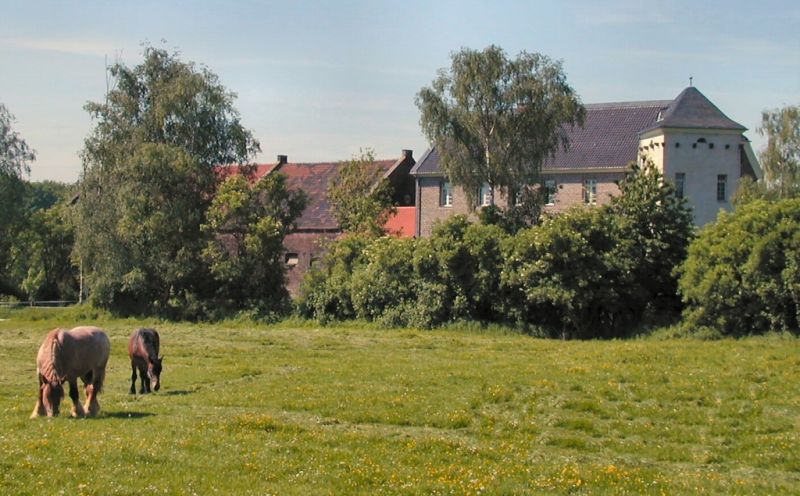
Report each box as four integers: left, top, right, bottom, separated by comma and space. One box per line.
585, 100, 672, 110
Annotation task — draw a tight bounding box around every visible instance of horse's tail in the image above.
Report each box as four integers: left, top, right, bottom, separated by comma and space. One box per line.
152, 330, 160, 357
94, 331, 111, 393
40, 329, 65, 385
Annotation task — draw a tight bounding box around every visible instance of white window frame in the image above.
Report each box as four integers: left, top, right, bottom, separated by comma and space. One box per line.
439, 181, 453, 207
583, 178, 597, 205
717, 174, 727, 202
544, 179, 557, 206
479, 182, 493, 207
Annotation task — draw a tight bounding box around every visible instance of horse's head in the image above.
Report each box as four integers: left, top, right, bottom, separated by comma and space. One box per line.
41, 380, 65, 416
148, 356, 163, 392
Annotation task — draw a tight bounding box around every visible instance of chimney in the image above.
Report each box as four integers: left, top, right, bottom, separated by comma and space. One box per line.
277, 154, 288, 166
402, 149, 413, 160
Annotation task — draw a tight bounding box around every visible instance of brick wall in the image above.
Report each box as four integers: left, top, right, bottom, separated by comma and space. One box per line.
417, 171, 625, 236
541, 171, 623, 214
417, 176, 476, 237
283, 231, 340, 297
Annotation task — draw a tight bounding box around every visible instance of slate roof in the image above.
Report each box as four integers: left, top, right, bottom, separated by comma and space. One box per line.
641, 86, 746, 133
546, 100, 670, 170
412, 87, 746, 175
412, 100, 669, 174
278, 160, 396, 230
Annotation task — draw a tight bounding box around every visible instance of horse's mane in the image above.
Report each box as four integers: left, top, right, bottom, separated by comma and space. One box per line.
40, 329, 65, 385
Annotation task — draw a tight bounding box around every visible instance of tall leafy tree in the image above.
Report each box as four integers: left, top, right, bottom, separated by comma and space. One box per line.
75, 45, 260, 316
328, 148, 395, 236
758, 104, 800, 198
416, 45, 585, 206
0, 103, 35, 297
202, 173, 306, 317
608, 160, 695, 316
0, 103, 35, 177
10, 201, 78, 303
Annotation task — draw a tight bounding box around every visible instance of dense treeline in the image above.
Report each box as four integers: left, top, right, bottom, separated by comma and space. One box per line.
0, 180, 78, 303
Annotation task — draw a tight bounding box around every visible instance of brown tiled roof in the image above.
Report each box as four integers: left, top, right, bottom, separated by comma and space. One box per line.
278, 160, 396, 230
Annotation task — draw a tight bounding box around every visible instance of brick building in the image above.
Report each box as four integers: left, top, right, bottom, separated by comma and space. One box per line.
230, 151, 417, 295
410, 86, 761, 236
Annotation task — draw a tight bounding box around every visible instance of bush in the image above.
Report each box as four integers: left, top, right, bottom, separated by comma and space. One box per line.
500, 207, 626, 339
350, 236, 416, 323
296, 234, 372, 322
678, 198, 800, 335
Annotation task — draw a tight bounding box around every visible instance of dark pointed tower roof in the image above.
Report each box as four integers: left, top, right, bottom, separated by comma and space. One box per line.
641, 86, 746, 133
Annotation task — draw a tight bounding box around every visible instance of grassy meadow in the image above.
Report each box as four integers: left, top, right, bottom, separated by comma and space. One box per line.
0, 308, 798, 495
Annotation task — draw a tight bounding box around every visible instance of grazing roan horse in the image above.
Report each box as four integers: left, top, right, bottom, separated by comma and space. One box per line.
31, 326, 110, 418
128, 328, 162, 394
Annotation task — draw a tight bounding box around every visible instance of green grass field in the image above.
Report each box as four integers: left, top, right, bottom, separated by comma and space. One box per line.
1, 309, 798, 495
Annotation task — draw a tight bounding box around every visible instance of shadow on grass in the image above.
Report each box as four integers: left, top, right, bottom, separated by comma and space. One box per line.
103, 411, 156, 419
163, 389, 194, 396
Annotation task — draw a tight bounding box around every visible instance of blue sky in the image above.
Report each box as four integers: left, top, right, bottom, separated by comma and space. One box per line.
1, 0, 798, 182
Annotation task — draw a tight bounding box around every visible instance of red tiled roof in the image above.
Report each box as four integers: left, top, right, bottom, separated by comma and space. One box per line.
277, 160, 396, 230
216, 163, 278, 181
384, 206, 416, 237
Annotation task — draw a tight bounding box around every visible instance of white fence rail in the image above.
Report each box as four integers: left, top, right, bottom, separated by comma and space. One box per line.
0, 300, 77, 308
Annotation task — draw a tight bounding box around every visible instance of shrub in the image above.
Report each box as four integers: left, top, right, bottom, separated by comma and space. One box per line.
678, 198, 800, 335
500, 207, 626, 339
350, 236, 416, 323
296, 234, 372, 322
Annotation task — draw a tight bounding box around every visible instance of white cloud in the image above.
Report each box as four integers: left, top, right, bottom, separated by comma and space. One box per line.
3, 37, 118, 58
572, 4, 671, 26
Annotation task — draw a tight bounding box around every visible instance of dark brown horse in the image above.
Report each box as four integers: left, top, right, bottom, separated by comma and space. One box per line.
31, 326, 110, 418
128, 328, 162, 394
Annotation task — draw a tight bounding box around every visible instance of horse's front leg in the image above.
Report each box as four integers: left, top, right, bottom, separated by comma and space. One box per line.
83, 371, 100, 417
30, 375, 47, 418
69, 379, 85, 418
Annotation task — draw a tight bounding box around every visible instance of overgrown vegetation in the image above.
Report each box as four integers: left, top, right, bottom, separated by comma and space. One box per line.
300, 162, 696, 338
73, 45, 296, 320
678, 198, 800, 336
2, 313, 798, 494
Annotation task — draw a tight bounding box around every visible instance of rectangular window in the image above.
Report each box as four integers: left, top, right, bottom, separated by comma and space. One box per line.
544, 179, 557, 205
583, 179, 597, 205
717, 174, 727, 202
479, 183, 493, 207
439, 181, 453, 207
284, 253, 299, 267
674, 172, 685, 199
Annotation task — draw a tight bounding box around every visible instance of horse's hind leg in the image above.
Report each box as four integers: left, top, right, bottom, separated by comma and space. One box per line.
69, 379, 86, 418
30, 375, 47, 418
130, 362, 137, 394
